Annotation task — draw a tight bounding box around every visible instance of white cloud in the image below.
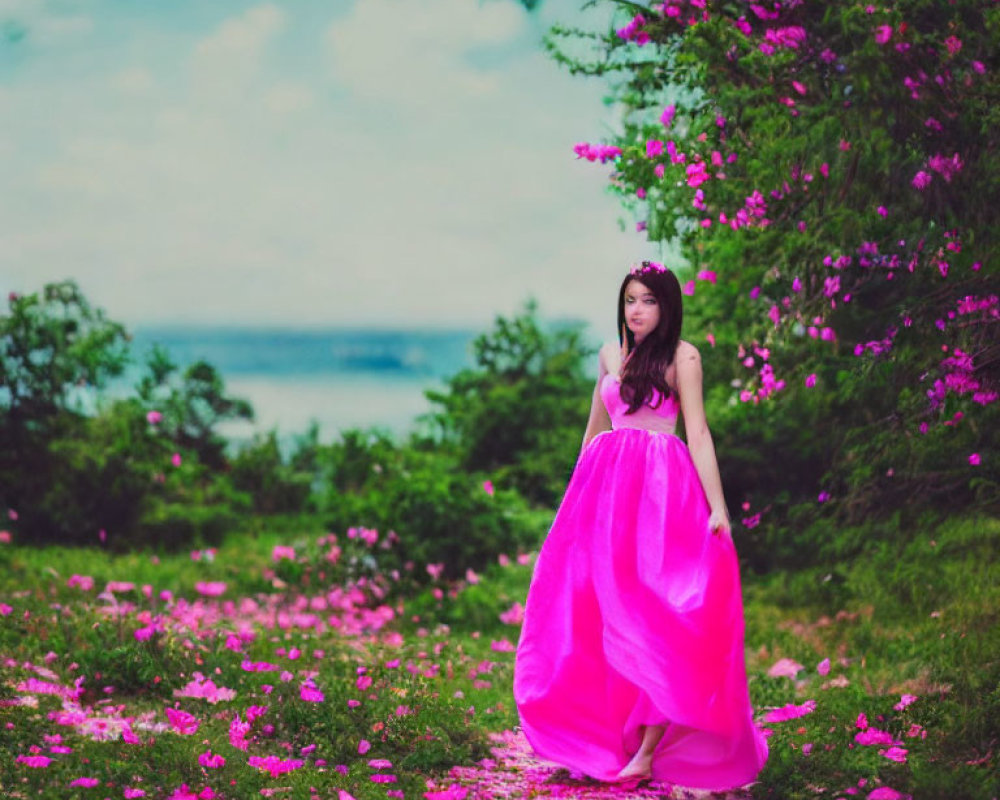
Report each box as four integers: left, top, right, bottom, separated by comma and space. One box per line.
191, 4, 286, 96
111, 67, 154, 94
0, 0, 660, 339
0, 0, 92, 45
264, 82, 315, 114
325, 0, 524, 107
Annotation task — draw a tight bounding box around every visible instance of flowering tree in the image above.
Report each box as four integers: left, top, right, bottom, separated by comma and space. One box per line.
553, 0, 997, 539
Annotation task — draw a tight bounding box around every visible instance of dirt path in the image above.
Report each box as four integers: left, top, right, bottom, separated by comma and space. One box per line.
437, 729, 754, 800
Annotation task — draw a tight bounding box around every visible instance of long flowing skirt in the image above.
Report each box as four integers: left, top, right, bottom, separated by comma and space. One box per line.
513, 428, 768, 790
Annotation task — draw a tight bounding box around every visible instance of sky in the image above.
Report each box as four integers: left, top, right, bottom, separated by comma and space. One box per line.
0, 0, 668, 339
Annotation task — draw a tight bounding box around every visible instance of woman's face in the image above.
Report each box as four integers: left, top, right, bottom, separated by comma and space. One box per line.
623, 279, 660, 343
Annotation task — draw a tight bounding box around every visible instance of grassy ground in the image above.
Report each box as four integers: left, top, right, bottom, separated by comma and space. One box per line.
0, 513, 996, 799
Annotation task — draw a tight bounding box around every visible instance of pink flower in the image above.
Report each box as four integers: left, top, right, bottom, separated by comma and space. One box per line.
881, 746, 908, 763
198, 751, 226, 769
696, 269, 717, 284
491, 638, 515, 652
146, 410, 162, 424
943, 35, 962, 55
426, 562, 444, 580
572, 143, 622, 164
894, 694, 918, 710
241, 660, 278, 672
465, 568, 480, 584
300, 684, 324, 703
906, 723, 926, 739
248, 755, 305, 777
16, 755, 52, 768
70, 777, 100, 787
706, 332, 716, 347
134, 625, 156, 641
171, 453, 182, 467
912, 170, 932, 190
969, 453, 981, 466
356, 675, 373, 691
686, 161, 710, 188
165, 707, 200, 735
124, 789, 147, 798
683, 280, 696, 296
368, 758, 393, 769
0, 530, 9, 544
646, 139, 664, 158
660, 104, 676, 128
482, 480, 494, 496
805, 374, 817, 388
801, 742, 813, 755
500, 602, 524, 625
271, 545, 295, 562
874, 25, 893, 44
817, 657, 830, 675
855, 728, 901, 746
425, 786, 469, 800
868, 788, 910, 799
174, 675, 236, 703
857, 712, 869, 729
763, 699, 816, 723
358, 739, 371, 755
194, 581, 226, 597
67, 574, 95, 591
767, 657, 804, 678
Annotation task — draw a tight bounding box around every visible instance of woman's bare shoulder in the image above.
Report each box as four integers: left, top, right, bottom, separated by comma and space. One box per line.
598, 341, 620, 374
675, 339, 701, 363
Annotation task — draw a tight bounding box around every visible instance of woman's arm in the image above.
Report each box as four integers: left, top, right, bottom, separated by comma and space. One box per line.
580, 343, 614, 458
674, 341, 731, 536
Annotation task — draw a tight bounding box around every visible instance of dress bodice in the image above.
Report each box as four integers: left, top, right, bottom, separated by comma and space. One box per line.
600, 373, 679, 435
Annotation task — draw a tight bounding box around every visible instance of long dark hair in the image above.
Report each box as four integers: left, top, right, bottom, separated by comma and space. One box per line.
616, 263, 683, 414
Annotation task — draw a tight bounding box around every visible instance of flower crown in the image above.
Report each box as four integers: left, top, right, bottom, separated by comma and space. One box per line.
629, 260, 667, 275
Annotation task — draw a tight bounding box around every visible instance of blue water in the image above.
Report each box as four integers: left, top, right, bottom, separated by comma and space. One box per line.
108, 327, 481, 445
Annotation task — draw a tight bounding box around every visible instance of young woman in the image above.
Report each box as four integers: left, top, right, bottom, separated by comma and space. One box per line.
513, 262, 768, 790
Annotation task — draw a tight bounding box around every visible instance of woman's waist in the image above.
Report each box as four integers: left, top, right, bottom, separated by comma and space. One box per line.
592, 425, 681, 443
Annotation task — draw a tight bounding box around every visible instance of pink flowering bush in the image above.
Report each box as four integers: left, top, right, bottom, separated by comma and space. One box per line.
549, 0, 998, 559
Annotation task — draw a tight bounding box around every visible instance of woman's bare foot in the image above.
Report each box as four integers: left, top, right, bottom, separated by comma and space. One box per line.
614, 749, 652, 781
613, 722, 666, 782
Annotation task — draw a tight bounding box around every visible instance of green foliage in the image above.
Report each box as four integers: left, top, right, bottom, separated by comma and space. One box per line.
320, 449, 534, 581
136, 345, 254, 470
0, 512, 996, 798
1, 283, 255, 548
421, 300, 593, 506
548, 1, 999, 559
0, 280, 129, 423
230, 430, 313, 514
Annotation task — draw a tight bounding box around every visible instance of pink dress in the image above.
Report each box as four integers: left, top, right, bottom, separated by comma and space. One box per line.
513, 373, 769, 790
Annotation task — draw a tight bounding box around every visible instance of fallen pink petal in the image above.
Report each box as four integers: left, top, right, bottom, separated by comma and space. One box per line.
763, 700, 816, 723
767, 657, 804, 678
